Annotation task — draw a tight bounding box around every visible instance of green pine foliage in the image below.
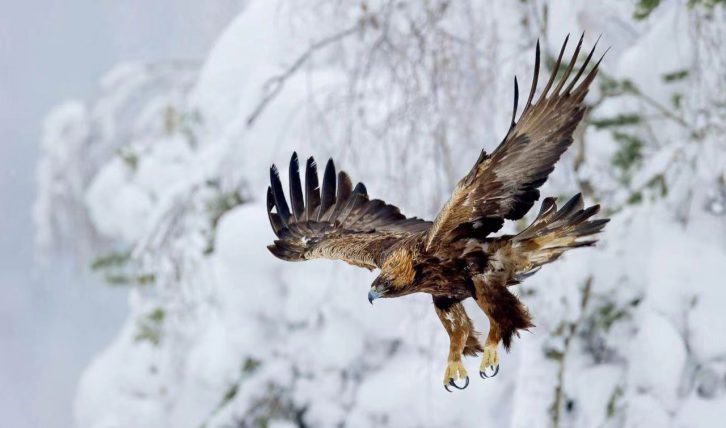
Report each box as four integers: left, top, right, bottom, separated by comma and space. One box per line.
590, 114, 642, 129
90, 250, 156, 286
611, 132, 644, 184
635, 0, 724, 21
634, 0, 662, 20
662, 69, 689, 82
134, 308, 165, 345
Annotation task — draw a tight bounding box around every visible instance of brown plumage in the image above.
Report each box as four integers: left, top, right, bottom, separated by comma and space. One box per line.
266, 35, 609, 391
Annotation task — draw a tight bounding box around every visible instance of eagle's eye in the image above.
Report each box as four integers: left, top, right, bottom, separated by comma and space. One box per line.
368, 275, 392, 304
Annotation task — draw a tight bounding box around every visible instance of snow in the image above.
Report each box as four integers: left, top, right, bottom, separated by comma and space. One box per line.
193, 0, 295, 131
85, 158, 154, 242
617, 4, 693, 103
74, 296, 168, 428
629, 311, 687, 410
33, 0, 726, 427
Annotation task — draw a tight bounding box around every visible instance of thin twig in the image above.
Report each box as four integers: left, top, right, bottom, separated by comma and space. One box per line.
551, 277, 592, 428
246, 25, 360, 127
630, 86, 692, 131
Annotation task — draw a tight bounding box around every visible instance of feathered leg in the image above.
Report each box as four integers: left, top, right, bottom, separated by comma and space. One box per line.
433, 297, 482, 391
479, 311, 502, 378
473, 275, 533, 379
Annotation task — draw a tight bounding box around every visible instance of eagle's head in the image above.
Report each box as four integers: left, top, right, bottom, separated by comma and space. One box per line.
368, 248, 416, 304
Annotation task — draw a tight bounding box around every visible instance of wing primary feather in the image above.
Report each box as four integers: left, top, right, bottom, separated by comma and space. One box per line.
553, 32, 584, 96
553, 193, 583, 221
336, 171, 353, 201
571, 205, 600, 224
337, 194, 363, 225
270, 165, 291, 226
581, 218, 610, 234
537, 197, 557, 217
565, 34, 601, 94
325, 171, 353, 223
524, 39, 541, 109
348, 199, 384, 227
579, 46, 609, 90
289, 152, 304, 220
267, 186, 284, 236
337, 183, 368, 224
353, 182, 368, 197
266, 154, 432, 267
318, 158, 336, 220
304, 157, 321, 221
537, 33, 569, 103
511, 76, 519, 127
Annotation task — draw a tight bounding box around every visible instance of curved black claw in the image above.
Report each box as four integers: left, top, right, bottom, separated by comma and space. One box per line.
479, 364, 500, 379
444, 376, 469, 392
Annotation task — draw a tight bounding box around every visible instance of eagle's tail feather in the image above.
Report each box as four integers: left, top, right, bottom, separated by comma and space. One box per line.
512, 193, 608, 274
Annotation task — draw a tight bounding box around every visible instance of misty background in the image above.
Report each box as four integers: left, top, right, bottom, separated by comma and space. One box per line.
0, 2, 242, 426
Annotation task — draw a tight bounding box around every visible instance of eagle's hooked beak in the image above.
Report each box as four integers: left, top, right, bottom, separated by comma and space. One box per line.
368, 289, 381, 305
369, 275, 390, 304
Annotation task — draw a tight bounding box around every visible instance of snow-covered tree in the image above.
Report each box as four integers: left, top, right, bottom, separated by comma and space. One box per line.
36, 1, 726, 427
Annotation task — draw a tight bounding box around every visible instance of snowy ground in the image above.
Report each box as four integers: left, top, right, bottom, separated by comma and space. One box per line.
34, 1, 726, 427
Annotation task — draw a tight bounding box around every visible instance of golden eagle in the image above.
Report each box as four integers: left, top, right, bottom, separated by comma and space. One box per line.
266, 35, 608, 391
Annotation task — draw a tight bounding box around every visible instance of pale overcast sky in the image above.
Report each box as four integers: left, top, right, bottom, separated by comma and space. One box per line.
0, 1, 241, 426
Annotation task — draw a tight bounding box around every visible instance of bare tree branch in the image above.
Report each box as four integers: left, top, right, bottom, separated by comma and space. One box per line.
245, 25, 360, 127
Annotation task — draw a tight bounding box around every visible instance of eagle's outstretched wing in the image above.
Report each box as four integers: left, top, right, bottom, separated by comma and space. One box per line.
267, 153, 431, 269
426, 34, 605, 251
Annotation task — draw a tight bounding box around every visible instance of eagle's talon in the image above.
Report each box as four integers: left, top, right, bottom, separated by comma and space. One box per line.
443, 360, 468, 391
479, 343, 500, 379
480, 364, 499, 379
446, 376, 469, 391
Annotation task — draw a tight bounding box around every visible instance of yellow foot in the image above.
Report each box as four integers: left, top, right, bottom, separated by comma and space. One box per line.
479, 343, 500, 379
443, 360, 469, 392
